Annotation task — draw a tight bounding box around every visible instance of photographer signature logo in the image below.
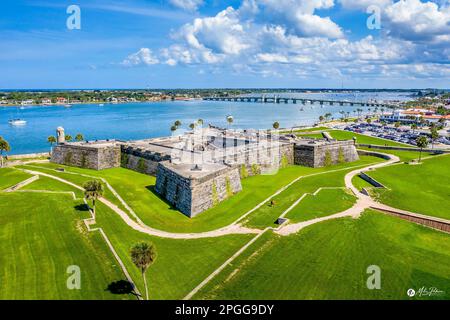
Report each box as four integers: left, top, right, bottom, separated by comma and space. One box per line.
407, 287, 444, 298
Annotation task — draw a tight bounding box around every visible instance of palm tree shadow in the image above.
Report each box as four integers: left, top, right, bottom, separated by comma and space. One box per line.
145, 185, 179, 212
106, 280, 140, 298
74, 203, 89, 212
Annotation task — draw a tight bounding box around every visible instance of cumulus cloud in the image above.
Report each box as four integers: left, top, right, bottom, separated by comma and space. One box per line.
384, 0, 450, 42
339, 0, 392, 10
169, 0, 204, 11
121, 48, 159, 66
121, 0, 450, 82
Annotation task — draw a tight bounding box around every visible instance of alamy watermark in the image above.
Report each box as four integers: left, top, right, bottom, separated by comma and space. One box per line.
66, 265, 81, 290
366, 265, 381, 290
66, 5, 81, 30
366, 5, 381, 30
169, 124, 282, 176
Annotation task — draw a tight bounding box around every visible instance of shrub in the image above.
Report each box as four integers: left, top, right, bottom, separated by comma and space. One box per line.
121, 153, 129, 167
324, 150, 332, 167
281, 155, 289, 168
226, 177, 233, 198
337, 147, 345, 164
251, 164, 261, 175
137, 158, 147, 173
81, 152, 87, 168
240, 164, 249, 179
64, 151, 73, 165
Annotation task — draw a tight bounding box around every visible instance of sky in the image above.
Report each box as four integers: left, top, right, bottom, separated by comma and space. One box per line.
0, 0, 449, 89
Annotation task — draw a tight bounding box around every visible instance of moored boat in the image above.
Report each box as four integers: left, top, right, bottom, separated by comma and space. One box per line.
8, 119, 27, 125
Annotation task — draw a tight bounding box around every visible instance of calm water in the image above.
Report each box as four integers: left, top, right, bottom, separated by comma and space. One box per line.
0, 92, 414, 155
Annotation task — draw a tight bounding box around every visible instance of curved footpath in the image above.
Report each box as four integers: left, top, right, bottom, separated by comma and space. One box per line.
17, 152, 449, 240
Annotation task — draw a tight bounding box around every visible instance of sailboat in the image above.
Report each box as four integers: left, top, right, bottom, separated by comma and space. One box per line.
8, 107, 27, 125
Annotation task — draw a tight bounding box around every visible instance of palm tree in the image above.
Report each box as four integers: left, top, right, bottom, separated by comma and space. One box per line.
226, 115, 234, 127
197, 119, 204, 126
65, 134, 73, 142
130, 242, 157, 300
416, 136, 428, 163
47, 135, 56, 154
411, 123, 417, 133
189, 123, 196, 130
319, 115, 324, 123
75, 133, 84, 142
0, 136, 11, 168
170, 125, 177, 133
83, 180, 104, 219
174, 120, 182, 128
430, 127, 439, 149
272, 121, 280, 130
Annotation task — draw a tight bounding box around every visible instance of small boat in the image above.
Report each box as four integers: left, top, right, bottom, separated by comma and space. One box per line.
8, 119, 27, 125
300, 108, 304, 111
99, 103, 104, 107
64, 104, 72, 108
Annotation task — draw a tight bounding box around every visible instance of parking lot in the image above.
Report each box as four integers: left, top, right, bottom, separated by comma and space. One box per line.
340, 122, 450, 147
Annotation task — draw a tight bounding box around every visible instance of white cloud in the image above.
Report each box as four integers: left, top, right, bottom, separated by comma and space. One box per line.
122, 0, 450, 82
384, 0, 450, 42
339, 0, 392, 10
173, 7, 250, 57
121, 48, 159, 66
169, 0, 204, 11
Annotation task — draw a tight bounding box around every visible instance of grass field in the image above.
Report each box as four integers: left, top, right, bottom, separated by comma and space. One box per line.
19, 159, 377, 231
19, 156, 381, 232
196, 210, 450, 300
0, 192, 131, 300
243, 156, 383, 229
94, 202, 253, 299
359, 147, 438, 162
22, 176, 84, 198
285, 188, 356, 223
0, 168, 32, 190
369, 155, 450, 220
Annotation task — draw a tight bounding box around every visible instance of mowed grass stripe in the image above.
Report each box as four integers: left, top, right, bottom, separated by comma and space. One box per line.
0, 168, 33, 190
94, 201, 253, 299
369, 154, 450, 220
196, 210, 450, 300
0, 193, 132, 299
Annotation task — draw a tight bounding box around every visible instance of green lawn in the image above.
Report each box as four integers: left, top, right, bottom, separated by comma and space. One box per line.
282, 126, 329, 133
286, 188, 356, 223
0, 192, 131, 300
358, 146, 437, 162
296, 132, 325, 139
352, 175, 375, 191
94, 202, 253, 299
297, 130, 411, 147
369, 155, 450, 220
16, 164, 128, 214
0, 168, 32, 190
196, 210, 450, 300
22, 176, 84, 198
18, 162, 326, 233
22, 157, 380, 233
243, 156, 383, 229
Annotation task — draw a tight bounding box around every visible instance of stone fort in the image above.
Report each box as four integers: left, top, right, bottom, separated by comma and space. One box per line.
51, 126, 359, 217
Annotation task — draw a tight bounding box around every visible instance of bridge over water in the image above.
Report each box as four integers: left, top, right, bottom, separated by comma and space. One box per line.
203, 96, 396, 108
